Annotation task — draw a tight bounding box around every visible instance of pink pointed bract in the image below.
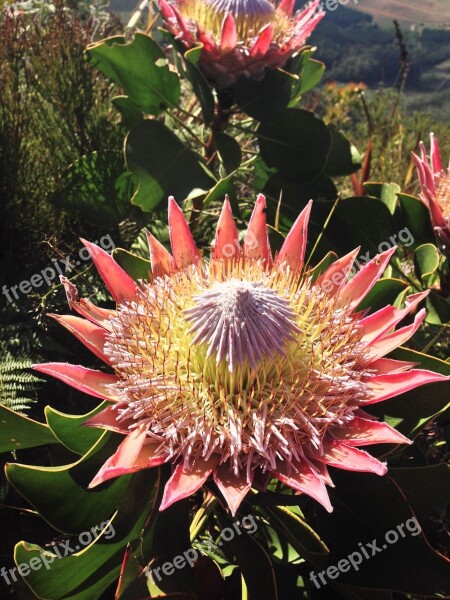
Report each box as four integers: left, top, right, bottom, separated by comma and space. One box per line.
35, 196, 448, 516
158, 0, 325, 88
413, 133, 450, 256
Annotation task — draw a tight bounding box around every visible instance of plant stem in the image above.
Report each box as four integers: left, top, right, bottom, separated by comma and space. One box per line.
204, 89, 234, 166
190, 89, 234, 227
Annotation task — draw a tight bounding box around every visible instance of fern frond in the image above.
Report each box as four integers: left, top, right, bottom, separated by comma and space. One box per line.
0, 355, 42, 414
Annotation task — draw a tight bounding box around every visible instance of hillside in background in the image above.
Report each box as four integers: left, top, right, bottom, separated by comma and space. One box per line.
307, 5, 450, 115
352, 0, 450, 26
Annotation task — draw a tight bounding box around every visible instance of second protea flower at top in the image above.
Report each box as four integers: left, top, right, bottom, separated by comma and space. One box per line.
158, 0, 325, 88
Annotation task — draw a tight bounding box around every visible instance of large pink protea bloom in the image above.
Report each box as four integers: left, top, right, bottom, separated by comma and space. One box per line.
413, 133, 450, 256
158, 0, 325, 88
35, 196, 447, 515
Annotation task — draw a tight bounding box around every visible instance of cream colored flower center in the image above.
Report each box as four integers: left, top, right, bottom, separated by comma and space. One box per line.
184, 278, 299, 371
105, 261, 371, 472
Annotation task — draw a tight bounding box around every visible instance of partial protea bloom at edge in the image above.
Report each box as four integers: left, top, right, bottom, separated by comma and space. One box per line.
34, 195, 449, 516
158, 0, 325, 88
413, 133, 450, 255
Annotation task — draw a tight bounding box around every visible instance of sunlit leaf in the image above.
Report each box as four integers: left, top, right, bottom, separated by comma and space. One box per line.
287, 48, 325, 102
113, 248, 151, 281
45, 402, 109, 455
87, 33, 180, 115
364, 182, 401, 215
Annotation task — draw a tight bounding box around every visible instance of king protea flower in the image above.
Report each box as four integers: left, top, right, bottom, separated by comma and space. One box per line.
35, 196, 447, 516
413, 133, 450, 256
158, 0, 325, 88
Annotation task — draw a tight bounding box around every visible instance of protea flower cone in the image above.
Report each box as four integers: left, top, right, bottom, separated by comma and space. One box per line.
35, 196, 448, 516
158, 0, 325, 88
413, 133, 450, 256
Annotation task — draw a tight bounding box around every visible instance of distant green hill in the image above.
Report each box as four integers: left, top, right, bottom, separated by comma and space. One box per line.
307, 6, 450, 114
311, 7, 450, 86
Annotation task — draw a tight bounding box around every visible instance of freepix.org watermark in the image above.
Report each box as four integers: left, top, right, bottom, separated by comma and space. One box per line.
146, 514, 258, 583
221, 225, 414, 262
351, 228, 414, 273
309, 517, 422, 589
1, 519, 115, 586
321, 0, 359, 11
1, 234, 115, 304
319, 227, 414, 295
